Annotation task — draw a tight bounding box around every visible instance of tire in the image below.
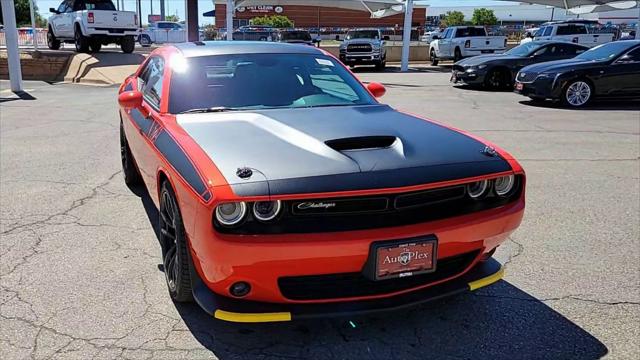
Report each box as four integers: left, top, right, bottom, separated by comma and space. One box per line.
562, 79, 593, 108
375, 59, 386, 71
89, 40, 102, 53
139, 34, 151, 47
120, 120, 142, 187
528, 96, 545, 103
120, 35, 135, 54
484, 68, 510, 90
159, 181, 193, 303
453, 48, 463, 63
74, 26, 90, 53
430, 49, 439, 66
47, 27, 61, 50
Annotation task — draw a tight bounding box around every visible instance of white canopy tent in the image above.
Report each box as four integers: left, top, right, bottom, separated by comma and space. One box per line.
515, 0, 640, 38
221, 0, 415, 71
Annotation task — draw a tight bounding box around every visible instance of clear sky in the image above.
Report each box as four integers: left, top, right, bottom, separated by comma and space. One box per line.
35, 0, 520, 25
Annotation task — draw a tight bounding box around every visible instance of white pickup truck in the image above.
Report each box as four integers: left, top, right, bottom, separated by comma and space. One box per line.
47, 0, 138, 53
138, 21, 186, 47
530, 21, 614, 48
429, 26, 507, 65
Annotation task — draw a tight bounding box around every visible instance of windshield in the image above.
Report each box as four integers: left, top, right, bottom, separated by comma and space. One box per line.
281, 31, 312, 41
83, 0, 116, 11
576, 42, 632, 61
346, 30, 379, 40
169, 54, 376, 114
505, 42, 544, 57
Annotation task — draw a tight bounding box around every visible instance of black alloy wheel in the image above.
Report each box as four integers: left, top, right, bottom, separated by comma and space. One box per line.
159, 182, 193, 302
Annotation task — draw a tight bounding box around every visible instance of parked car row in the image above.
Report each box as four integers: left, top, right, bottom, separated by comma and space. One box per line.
451, 40, 640, 107
520, 20, 615, 47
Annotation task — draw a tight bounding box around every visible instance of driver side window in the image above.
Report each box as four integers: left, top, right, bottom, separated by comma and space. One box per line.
138, 57, 165, 110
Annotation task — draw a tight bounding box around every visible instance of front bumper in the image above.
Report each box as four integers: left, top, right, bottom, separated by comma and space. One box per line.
194, 258, 504, 323
339, 52, 383, 64
451, 69, 486, 85
514, 79, 558, 99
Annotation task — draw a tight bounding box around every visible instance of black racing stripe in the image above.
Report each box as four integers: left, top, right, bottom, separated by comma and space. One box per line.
230, 160, 512, 197
130, 108, 153, 136
154, 130, 208, 197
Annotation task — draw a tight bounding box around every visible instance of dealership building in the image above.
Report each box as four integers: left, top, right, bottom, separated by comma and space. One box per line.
213, 2, 426, 29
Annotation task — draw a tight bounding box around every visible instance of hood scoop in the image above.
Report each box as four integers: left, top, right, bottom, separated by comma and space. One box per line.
325, 136, 397, 152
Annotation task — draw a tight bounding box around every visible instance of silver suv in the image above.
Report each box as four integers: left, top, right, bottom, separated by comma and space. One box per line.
339, 29, 388, 70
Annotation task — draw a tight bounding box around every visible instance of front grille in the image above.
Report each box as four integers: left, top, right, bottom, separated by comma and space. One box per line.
517, 72, 538, 82
278, 250, 480, 300
215, 176, 523, 235
347, 44, 373, 53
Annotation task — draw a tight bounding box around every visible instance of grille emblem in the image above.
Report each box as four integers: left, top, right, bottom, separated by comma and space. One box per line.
297, 202, 336, 210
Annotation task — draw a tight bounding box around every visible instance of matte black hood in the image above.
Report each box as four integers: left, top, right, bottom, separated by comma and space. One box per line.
456, 54, 520, 66
177, 105, 511, 196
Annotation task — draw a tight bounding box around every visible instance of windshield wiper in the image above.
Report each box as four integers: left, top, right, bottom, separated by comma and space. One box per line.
179, 106, 237, 114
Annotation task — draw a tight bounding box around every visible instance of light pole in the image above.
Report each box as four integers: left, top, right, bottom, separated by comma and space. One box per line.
401, 0, 414, 72
29, 0, 38, 50
1, 0, 23, 92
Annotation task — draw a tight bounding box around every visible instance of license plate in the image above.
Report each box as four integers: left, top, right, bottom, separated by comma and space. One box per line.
373, 238, 437, 280
516, 82, 524, 91
481, 50, 494, 54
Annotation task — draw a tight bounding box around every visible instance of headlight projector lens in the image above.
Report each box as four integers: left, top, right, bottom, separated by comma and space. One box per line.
467, 180, 489, 199
494, 175, 515, 196
215, 202, 247, 226
253, 200, 282, 221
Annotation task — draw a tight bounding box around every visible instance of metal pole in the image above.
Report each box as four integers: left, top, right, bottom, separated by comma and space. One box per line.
160, 0, 165, 21
29, 0, 38, 50
1, 0, 23, 92
226, 0, 234, 40
401, 0, 413, 72
636, 2, 639, 39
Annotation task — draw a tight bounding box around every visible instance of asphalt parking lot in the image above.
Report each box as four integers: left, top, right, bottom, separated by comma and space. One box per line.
1, 70, 638, 359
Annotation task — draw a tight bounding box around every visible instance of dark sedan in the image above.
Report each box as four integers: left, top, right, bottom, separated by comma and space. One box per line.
514, 40, 640, 107
451, 41, 588, 90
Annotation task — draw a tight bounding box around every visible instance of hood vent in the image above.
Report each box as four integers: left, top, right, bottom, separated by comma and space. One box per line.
325, 136, 397, 152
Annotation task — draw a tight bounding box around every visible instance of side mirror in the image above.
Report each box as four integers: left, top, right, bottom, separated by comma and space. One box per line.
367, 82, 386, 98
432, 35, 440, 40
49, 7, 60, 14
383, 36, 390, 41
615, 54, 633, 64
118, 90, 143, 110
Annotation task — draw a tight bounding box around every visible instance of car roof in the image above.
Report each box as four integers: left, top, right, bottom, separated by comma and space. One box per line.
173, 41, 324, 58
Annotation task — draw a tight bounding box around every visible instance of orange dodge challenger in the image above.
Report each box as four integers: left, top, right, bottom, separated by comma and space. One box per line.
118, 41, 525, 323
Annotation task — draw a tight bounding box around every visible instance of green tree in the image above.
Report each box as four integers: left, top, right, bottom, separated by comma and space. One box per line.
202, 24, 217, 40
165, 14, 180, 23
471, 8, 498, 26
1, 0, 46, 27
441, 11, 465, 27
250, 15, 294, 28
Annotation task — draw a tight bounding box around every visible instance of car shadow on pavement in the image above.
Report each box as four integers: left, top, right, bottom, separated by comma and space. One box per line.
519, 99, 640, 111
133, 186, 607, 360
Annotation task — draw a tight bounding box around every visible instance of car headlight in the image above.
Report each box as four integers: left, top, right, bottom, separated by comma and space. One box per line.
494, 175, 515, 196
253, 200, 282, 221
215, 202, 247, 226
372, 44, 381, 51
467, 180, 489, 199
536, 72, 555, 80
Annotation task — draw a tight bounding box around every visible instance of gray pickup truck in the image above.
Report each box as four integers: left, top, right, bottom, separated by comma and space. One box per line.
339, 28, 388, 70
